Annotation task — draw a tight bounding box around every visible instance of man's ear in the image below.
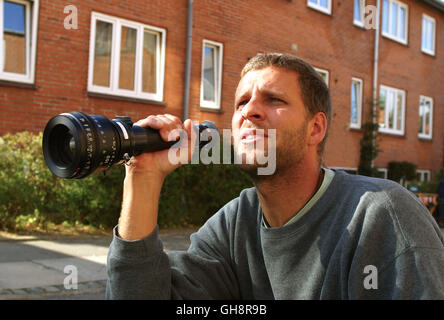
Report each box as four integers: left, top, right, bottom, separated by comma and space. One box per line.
307, 112, 327, 147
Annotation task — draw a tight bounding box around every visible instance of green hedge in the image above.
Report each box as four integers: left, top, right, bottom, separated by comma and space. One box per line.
0, 131, 253, 232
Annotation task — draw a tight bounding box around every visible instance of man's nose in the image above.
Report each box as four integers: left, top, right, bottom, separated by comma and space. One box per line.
241, 98, 265, 122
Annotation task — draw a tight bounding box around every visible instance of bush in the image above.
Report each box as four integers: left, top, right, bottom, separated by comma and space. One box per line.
0, 131, 253, 232
419, 167, 444, 193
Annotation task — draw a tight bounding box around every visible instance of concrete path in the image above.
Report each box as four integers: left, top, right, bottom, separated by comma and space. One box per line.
0, 228, 196, 300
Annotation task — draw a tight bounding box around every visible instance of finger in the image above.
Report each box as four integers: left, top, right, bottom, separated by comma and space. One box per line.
134, 115, 163, 129
156, 115, 184, 142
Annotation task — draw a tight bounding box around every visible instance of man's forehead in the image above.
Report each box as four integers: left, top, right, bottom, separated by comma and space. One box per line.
235, 66, 298, 97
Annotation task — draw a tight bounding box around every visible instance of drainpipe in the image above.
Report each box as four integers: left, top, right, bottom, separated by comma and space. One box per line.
183, 0, 193, 120
371, 0, 380, 169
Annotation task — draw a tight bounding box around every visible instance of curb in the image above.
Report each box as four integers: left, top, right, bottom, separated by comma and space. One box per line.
0, 279, 107, 300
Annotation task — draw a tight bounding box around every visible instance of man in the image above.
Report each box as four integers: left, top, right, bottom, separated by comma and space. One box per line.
106, 53, 444, 299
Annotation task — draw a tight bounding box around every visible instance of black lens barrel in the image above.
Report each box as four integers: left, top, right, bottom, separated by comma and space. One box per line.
42, 112, 218, 179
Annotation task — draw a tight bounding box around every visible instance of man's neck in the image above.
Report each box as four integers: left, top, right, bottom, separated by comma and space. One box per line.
254, 163, 324, 228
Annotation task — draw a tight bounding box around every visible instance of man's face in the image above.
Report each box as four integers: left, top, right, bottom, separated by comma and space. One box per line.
232, 66, 310, 177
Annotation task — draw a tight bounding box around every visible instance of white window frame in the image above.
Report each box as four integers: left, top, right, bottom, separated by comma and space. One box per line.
200, 39, 223, 110
377, 168, 388, 179
354, 0, 366, 27
350, 78, 363, 129
378, 85, 405, 136
307, 0, 332, 15
418, 95, 433, 140
0, 0, 39, 84
417, 170, 431, 183
314, 67, 329, 87
421, 14, 436, 56
87, 12, 166, 102
381, 0, 409, 45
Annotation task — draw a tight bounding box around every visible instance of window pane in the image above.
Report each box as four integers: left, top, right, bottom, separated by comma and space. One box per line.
379, 89, 386, 128
203, 45, 216, 102
93, 20, 113, 87
422, 18, 427, 49
396, 93, 403, 131
399, 7, 406, 40
142, 31, 157, 94
390, 2, 398, 36
320, 0, 328, 8
388, 91, 395, 129
354, 0, 362, 22
423, 99, 431, 135
351, 82, 358, 124
118, 26, 137, 91
382, 0, 389, 33
419, 100, 425, 134
3, 1, 26, 74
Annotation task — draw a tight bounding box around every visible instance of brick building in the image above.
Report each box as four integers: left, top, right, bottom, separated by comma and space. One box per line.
0, 0, 442, 182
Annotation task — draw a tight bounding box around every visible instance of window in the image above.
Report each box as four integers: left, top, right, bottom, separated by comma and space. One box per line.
378, 85, 405, 135
421, 14, 435, 56
382, 0, 408, 44
314, 67, 329, 87
417, 170, 431, 183
88, 12, 166, 102
0, 0, 39, 84
376, 168, 388, 179
418, 95, 433, 139
307, 0, 332, 15
354, 0, 365, 27
200, 40, 223, 110
350, 78, 363, 129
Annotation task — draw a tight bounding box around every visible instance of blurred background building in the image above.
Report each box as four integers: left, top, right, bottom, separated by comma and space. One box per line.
0, 0, 442, 182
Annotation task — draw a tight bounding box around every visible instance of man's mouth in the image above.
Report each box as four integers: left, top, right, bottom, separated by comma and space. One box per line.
240, 128, 268, 144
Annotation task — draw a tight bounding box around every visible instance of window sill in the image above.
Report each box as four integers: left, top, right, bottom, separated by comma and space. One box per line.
353, 21, 366, 29
418, 135, 433, 141
349, 124, 362, 131
307, 3, 332, 15
381, 33, 408, 46
0, 79, 36, 89
199, 106, 223, 114
421, 49, 435, 57
87, 91, 166, 106
378, 129, 405, 137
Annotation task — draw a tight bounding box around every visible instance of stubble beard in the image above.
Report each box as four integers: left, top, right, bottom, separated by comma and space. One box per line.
235, 124, 308, 183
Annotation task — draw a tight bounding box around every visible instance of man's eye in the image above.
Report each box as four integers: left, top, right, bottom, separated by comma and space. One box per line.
237, 100, 248, 108
270, 97, 285, 103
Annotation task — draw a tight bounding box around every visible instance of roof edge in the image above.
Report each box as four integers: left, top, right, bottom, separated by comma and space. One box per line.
421, 0, 444, 13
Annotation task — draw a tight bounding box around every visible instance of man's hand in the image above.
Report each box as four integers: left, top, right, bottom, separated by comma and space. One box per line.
126, 114, 197, 179
117, 114, 196, 241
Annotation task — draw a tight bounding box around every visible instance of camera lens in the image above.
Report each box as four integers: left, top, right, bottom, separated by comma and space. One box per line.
43, 112, 218, 179
43, 112, 123, 179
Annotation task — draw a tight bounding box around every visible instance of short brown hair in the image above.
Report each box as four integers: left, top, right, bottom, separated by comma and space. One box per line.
241, 53, 332, 160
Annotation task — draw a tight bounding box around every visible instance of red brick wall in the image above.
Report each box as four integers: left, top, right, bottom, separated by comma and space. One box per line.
0, 0, 442, 177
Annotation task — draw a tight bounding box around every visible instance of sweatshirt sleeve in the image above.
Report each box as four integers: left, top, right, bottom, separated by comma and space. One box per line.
106, 209, 240, 300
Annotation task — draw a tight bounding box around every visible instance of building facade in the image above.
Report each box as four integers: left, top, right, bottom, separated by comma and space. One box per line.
0, 0, 442, 181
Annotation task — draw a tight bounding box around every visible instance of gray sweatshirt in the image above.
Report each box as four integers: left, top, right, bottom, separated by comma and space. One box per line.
106, 170, 444, 299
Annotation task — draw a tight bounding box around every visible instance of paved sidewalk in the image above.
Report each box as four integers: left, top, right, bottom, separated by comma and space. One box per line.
0, 228, 196, 300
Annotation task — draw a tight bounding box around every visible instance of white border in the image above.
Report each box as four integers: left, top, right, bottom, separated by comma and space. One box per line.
378, 84, 405, 136
421, 14, 436, 56
314, 67, 329, 87
87, 12, 166, 102
200, 39, 223, 110
381, 0, 409, 45
307, 0, 332, 15
417, 169, 431, 183
350, 77, 363, 129
353, 0, 366, 27
0, 0, 39, 84
418, 95, 433, 140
